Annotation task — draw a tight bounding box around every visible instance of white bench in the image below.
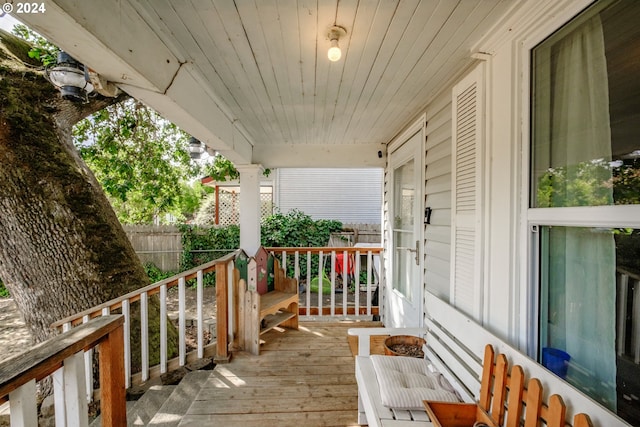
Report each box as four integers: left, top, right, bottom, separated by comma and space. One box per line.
348, 292, 629, 427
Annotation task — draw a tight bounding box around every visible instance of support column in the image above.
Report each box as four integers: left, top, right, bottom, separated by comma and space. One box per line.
237, 164, 263, 256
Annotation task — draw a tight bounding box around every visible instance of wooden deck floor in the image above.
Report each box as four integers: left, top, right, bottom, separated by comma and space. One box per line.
179, 321, 379, 427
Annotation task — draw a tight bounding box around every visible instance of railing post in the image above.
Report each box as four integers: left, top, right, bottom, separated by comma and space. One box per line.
9, 379, 37, 426
215, 260, 230, 362
99, 324, 126, 427
63, 352, 89, 427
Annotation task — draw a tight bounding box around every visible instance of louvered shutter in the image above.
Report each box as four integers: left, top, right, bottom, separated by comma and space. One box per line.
450, 64, 484, 321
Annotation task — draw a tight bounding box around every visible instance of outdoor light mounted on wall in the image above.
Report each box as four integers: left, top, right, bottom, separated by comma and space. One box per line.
424, 207, 433, 224
188, 137, 205, 159
327, 25, 346, 62
46, 52, 94, 103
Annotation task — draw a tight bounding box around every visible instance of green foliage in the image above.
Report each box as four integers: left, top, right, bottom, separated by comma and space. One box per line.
204, 155, 240, 182
144, 263, 177, 284
0, 279, 8, 298
536, 159, 640, 207
261, 209, 342, 247
11, 24, 58, 66
179, 224, 240, 271
261, 209, 343, 278
536, 160, 614, 207
203, 154, 271, 182
74, 99, 203, 224
193, 192, 218, 226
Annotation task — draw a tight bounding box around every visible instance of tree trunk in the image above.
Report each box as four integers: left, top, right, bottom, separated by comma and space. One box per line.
0, 31, 177, 370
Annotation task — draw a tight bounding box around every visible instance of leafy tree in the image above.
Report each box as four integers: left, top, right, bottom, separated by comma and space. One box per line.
11, 24, 58, 66
74, 100, 203, 223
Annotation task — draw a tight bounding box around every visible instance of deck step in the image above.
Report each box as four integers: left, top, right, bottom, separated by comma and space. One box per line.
148, 370, 211, 427
126, 384, 177, 426
89, 385, 176, 427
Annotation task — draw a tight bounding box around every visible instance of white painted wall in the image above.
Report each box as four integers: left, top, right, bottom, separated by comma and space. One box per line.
274, 168, 383, 224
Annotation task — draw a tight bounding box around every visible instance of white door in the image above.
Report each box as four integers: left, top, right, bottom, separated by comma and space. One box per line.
387, 129, 423, 327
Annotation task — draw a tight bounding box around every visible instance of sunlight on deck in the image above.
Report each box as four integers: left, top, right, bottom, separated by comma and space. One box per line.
179, 321, 378, 427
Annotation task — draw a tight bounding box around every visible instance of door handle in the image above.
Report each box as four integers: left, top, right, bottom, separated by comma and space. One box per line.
402, 240, 420, 265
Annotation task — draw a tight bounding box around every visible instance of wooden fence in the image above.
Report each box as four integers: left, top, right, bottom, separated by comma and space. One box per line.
124, 223, 381, 272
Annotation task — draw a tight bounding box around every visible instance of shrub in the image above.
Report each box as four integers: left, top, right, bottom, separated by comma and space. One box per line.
0, 278, 8, 298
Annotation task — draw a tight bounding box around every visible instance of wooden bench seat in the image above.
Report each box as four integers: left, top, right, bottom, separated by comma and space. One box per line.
348, 292, 627, 426
236, 258, 298, 355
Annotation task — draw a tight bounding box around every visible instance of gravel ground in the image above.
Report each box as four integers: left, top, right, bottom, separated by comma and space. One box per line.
0, 298, 32, 360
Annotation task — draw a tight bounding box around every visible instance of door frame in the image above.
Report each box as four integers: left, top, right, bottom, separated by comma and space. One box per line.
385, 115, 426, 328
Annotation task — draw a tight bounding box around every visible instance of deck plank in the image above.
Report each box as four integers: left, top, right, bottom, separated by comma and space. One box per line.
178, 321, 374, 427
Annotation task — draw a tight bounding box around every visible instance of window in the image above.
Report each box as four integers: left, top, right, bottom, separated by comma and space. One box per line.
530, 0, 640, 423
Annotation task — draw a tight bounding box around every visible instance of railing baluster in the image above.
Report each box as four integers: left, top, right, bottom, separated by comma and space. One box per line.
355, 250, 361, 316
179, 277, 186, 366
367, 251, 373, 316
294, 251, 300, 286
282, 250, 287, 272
331, 251, 336, 316
342, 250, 348, 315
64, 351, 89, 427
318, 251, 324, 315
141, 292, 149, 382
122, 299, 131, 389
82, 315, 93, 403
9, 378, 37, 426
197, 269, 204, 359
306, 251, 311, 316
160, 284, 167, 373
53, 367, 66, 426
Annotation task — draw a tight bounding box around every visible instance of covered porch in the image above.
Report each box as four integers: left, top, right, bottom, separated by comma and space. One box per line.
177, 321, 371, 427
5, 0, 640, 426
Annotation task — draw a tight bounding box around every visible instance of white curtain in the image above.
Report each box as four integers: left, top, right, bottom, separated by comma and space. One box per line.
537, 15, 617, 410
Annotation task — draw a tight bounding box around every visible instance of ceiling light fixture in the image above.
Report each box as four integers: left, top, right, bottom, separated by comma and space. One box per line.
47, 51, 94, 102
327, 25, 347, 62
188, 137, 206, 159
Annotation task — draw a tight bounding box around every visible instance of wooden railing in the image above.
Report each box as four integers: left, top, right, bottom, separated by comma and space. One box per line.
265, 246, 381, 319
0, 315, 125, 426
51, 250, 240, 392
45, 246, 381, 399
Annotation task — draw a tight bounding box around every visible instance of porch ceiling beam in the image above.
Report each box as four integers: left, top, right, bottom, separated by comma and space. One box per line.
16, 0, 253, 164
252, 143, 385, 168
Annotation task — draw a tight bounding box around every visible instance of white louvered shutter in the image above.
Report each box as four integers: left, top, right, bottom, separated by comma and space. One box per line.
450, 64, 484, 321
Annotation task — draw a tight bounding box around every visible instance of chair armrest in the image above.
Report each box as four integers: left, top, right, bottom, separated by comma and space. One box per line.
348, 327, 426, 356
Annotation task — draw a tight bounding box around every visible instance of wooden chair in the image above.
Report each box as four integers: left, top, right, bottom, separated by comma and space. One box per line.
425, 345, 593, 427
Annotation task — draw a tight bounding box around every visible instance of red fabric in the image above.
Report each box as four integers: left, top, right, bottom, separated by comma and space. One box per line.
335, 253, 354, 275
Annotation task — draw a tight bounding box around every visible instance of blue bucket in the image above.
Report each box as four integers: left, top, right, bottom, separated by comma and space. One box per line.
542, 348, 571, 379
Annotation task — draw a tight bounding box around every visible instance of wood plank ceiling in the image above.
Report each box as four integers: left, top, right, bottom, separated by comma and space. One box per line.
17, 0, 518, 166
126, 0, 514, 148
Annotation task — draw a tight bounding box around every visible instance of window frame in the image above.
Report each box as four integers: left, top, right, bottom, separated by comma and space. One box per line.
522, 0, 640, 359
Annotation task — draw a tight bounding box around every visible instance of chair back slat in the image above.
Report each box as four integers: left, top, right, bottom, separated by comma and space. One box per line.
479, 344, 495, 411
524, 378, 543, 427
506, 365, 525, 426
547, 395, 567, 427
573, 413, 594, 427
491, 354, 509, 425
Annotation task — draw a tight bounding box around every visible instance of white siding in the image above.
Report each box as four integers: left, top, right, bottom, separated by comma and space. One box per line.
424, 91, 453, 301
275, 168, 382, 224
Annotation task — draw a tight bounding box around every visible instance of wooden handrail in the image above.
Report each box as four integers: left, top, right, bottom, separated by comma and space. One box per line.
51, 250, 241, 328
0, 315, 126, 426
